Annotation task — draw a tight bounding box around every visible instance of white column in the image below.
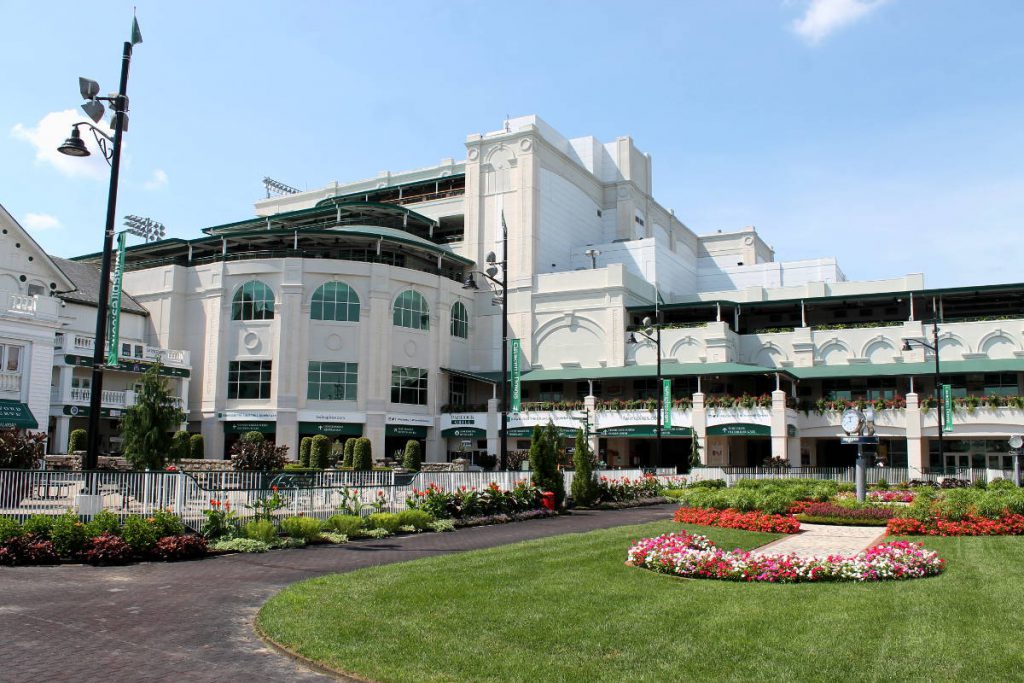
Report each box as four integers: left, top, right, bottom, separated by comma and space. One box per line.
906, 392, 925, 478
691, 392, 707, 465
486, 396, 500, 460
53, 416, 71, 455
771, 389, 789, 463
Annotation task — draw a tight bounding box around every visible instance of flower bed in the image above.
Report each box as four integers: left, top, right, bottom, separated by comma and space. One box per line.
868, 490, 915, 503
597, 475, 665, 503
791, 501, 896, 523
405, 480, 544, 520
673, 506, 801, 534
627, 531, 944, 583
888, 514, 1024, 536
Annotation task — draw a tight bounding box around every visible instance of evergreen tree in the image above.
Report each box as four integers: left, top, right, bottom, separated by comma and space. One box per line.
170, 431, 191, 462
311, 435, 331, 469
342, 438, 356, 468
570, 429, 598, 506
542, 421, 566, 507
688, 436, 702, 472
119, 362, 185, 470
299, 437, 313, 467
401, 439, 422, 471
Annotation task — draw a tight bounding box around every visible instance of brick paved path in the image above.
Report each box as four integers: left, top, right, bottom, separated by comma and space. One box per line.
0, 504, 676, 683
752, 522, 887, 558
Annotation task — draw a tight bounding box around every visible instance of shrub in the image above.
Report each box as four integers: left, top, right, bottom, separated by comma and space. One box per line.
69, 428, 88, 453
149, 509, 185, 537
401, 439, 422, 471
311, 435, 332, 470
975, 493, 1009, 519
231, 435, 289, 471
365, 512, 401, 533
326, 514, 364, 537
570, 430, 599, 506
687, 479, 726, 489
275, 536, 307, 549
0, 536, 59, 566
395, 509, 433, 531
211, 538, 269, 553
940, 478, 971, 489
0, 516, 22, 541
189, 433, 205, 459
122, 515, 159, 555
0, 429, 47, 468
364, 527, 391, 539
279, 516, 323, 542
972, 478, 988, 490
343, 438, 356, 468
430, 519, 456, 532
80, 533, 134, 566
988, 478, 1017, 491
21, 514, 53, 540
874, 478, 889, 491
244, 519, 278, 544
352, 437, 373, 471
201, 501, 238, 540
152, 534, 207, 561
50, 512, 89, 557
85, 510, 122, 538
170, 431, 191, 462
299, 437, 313, 468
321, 532, 348, 544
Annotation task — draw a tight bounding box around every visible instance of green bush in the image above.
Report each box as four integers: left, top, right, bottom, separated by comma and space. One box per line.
934, 489, 973, 521
279, 516, 323, 542
365, 512, 401, 533
299, 437, 313, 468
687, 479, 726, 489
321, 532, 348, 544
122, 516, 159, 554
275, 536, 306, 549
189, 433, 205, 459
795, 514, 889, 527
211, 538, 269, 553
363, 527, 391, 539
311, 435, 332, 470
874, 478, 889, 491
353, 437, 373, 471
401, 439, 422, 471
68, 429, 88, 452
22, 514, 54, 540
85, 510, 121, 538
972, 478, 988, 490
988, 478, 1017, 491
149, 509, 185, 537
343, 438, 356, 468
243, 431, 265, 444
975, 493, 1009, 519
395, 509, 433, 531
430, 519, 456, 532
170, 431, 191, 462
0, 516, 22, 541
326, 514, 364, 537
570, 430, 598, 506
50, 512, 88, 557
244, 519, 278, 544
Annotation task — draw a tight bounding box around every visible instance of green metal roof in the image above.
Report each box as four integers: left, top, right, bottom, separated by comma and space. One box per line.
789, 358, 1024, 379
441, 367, 503, 384
202, 201, 437, 236
518, 362, 787, 382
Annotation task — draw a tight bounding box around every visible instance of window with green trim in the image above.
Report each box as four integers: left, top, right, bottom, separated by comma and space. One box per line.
392, 366, 428, 405
307, 361, 358, 401
450, 301, 469, 339
393, 290, 429, 330
311, 282, 360, 322
231, 281, 275, 321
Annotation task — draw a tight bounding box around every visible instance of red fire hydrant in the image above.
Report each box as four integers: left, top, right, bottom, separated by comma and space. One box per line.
540, 491, 556, 511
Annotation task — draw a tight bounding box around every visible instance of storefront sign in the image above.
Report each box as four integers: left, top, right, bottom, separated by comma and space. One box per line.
62, 405, 121, 419
596, 424, 692, 438
441, 427, 487, 438
224, 421, 276, 434
298, 422, 363, 436
385, 424, 428, 438
662, 379, 672, 428
707, 423, 771, 436
942, 384, 954, 432
385, 414, 433, 427
66, 355, 190, 378
296, 410, 366, 424
506, 426, 578, 438
219, 409, 277, 421
0, 400, 38, 429
510, 338, 521, 412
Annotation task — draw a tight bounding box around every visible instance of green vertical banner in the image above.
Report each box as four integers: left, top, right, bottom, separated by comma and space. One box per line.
510, 338, 521, 412
662, 378, 672, 429
942, 384, 954, 432
107, 231, 127, 366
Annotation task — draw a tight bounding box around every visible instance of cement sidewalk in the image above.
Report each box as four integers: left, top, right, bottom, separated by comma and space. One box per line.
752, 522, 887, 558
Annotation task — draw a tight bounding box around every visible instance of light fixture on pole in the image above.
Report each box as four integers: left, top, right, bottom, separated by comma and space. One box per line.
123, 215, 166, 242
57, 19, 142, 471
584, 248, 601, 270
902, 321, 944, 472
627, 315, 663, 469
462, 217, 509, 470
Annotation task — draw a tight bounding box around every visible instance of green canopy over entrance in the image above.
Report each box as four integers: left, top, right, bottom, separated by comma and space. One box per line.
0, 400, 38, 429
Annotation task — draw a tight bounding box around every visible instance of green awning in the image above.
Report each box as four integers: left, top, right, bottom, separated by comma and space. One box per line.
519, 362, 786, 382
789, 359, 1024, 380
707, 423, 771, 436
440, 367, 503, 384
442, 427, 487, 438
224, 421, 276, 434
0, 401, 38, 429
386, 425, 428, 438
597, 425, 692, 437
299, 422, 363, 436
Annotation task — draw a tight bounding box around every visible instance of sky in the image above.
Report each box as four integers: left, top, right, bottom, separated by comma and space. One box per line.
2, 0, 1023, 288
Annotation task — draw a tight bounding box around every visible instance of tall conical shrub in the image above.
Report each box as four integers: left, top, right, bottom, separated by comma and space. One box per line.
570, 430, 598, 506
353, 437, 373, 471
342, 438, 356, 468
311, 434, 331, 469
299, 437, 313, 467
401, 439, 422, 471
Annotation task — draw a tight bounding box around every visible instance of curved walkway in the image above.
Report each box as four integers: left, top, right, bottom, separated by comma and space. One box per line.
752, 522, 887, 558
0, 504, 676, 683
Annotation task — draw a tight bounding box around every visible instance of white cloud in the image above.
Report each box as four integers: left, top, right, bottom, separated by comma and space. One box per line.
791, 0, 889, 44
144, 168, 169, 190
22, 213, 62, 231
10, 109, 113, 180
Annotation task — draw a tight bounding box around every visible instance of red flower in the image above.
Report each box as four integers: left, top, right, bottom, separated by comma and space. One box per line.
271, 485, 279, 492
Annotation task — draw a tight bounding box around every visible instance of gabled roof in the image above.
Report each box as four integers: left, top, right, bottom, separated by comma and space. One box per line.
51, 257, 149, 315
0, 204, 76, 293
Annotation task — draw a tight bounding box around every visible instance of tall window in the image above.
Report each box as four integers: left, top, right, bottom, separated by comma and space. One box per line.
311, 282, 360, 322
228, 360, 272, 399
449, 375, 468, 406
393, 290, 429, 330
538, 382, 563, 402
392, 366, 428, 405
307, 361, 358, 401
0, 344, 22, 373
450, 301, 469, 339
232, 281, 275, 321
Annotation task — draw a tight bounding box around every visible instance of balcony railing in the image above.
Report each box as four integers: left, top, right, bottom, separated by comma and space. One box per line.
55, 334, 189, 367
61, 387, 184, 409
0, 371, 21, 393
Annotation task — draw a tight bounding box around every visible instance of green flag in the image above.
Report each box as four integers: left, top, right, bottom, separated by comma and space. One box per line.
510, 338, 521, 412
131, 15, 143, 45
662, 378, 672, 429
107, 231, 127, 366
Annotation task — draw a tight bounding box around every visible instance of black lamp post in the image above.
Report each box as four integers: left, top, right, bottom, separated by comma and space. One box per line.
902, 321, 944, 473
462, 216, 509, 470
57, 36, 139, 470
627, 315, 663, 469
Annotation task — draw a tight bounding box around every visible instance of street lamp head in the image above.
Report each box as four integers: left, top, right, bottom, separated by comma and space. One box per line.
642, 316, 653, 328
81, 99, 106, 124
901, 339, 913, 352
462, 273, 479, 290
485, 251, 497, 264
57, 126, 90, 157
627, 332, 638, 345
485, 265, 499, 278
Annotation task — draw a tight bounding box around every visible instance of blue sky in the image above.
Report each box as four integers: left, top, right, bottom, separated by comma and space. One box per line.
3, 0, 1022, 288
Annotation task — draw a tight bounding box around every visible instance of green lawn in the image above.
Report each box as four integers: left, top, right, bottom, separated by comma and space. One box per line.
256, 522, 1024, 682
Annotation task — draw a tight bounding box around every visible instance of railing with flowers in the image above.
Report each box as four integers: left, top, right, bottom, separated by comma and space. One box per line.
807, 394, 1024, 414
704, 393, 773, 410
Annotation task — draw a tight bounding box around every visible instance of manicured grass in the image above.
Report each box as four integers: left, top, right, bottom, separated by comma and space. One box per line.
257, 522, 1024, 682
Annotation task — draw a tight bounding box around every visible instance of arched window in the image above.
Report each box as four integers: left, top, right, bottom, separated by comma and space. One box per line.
311, 282, 360, 322
393, 290, 429, 330
231, 281, 275, 320
450, 301, 469, 339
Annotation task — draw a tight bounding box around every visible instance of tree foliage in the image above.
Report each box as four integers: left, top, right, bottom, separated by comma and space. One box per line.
0, 429, 46, 469
230, 433, 288, 471
570, 430, 599, 506
119, 363, 185, 470
689, 436, 702, 471
401, 439, 422, 471
529, 422, 565, 508
188, 433, 204, 459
